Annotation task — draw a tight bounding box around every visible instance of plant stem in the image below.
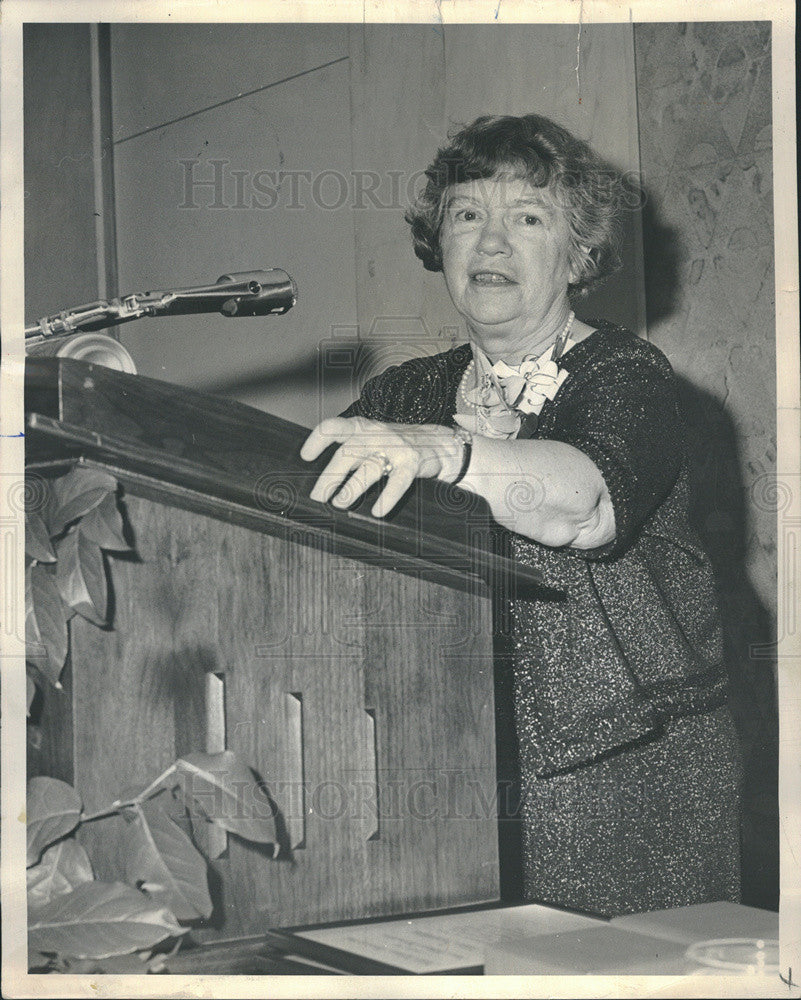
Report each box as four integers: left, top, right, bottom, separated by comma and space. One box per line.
80, 803, 130, 823
80, 763, 178, 823
133, 763, 178, 803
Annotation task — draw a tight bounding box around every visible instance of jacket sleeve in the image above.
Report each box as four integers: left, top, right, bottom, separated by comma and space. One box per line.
544, 340, 685, 559
338, 351, 463, 425
339, 370, 393, 420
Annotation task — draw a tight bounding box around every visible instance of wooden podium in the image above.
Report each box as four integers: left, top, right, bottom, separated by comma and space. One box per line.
25, 358, 539, 937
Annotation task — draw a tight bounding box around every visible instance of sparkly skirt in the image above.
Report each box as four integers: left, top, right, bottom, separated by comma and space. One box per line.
518, 706, 742, 916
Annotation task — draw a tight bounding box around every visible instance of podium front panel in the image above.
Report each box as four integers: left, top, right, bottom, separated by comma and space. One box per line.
36, 495, 499, 935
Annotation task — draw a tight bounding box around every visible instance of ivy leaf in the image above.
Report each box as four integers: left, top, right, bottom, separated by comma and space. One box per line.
176, 751, 278, 845
27, 777, 82, 867
26, 565, 68, 686
26, 512, 56, 563
121, 799, 212, 921
78, 493, 131, 551
27, 839, 94, 911
28, 881, 184, 960
54, 530, 107, 626
49, 468, 117, 536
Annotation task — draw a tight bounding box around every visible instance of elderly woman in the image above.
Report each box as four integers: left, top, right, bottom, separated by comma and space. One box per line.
301, 114, 741, 917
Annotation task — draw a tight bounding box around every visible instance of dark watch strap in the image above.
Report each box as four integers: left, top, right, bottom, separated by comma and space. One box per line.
451, 426, 473, 486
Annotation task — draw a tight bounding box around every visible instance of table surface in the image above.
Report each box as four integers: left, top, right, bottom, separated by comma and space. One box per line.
296, 899, 781, 976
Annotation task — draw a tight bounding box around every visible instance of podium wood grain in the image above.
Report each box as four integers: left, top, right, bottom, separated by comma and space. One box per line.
27, 358, 502, 934
61, 500, 497, 932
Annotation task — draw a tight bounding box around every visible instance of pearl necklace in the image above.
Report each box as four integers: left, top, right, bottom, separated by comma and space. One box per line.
460, 310, 575, 411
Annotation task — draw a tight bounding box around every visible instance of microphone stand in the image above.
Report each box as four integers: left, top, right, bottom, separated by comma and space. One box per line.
25, 269, 297, 347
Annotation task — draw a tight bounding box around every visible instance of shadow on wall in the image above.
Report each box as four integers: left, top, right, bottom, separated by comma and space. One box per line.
197, 327, 458, 423
677, 373, 779, 911
198, 354, 330, 409
641, 192, 779, 911
639, 197, 683, 330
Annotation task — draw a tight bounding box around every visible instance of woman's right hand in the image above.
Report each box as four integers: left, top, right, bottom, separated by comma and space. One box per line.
300, 417, 466, 518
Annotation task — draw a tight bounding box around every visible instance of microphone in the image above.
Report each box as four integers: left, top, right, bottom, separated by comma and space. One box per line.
150, 268, 298, 317
25, 268, 298, 344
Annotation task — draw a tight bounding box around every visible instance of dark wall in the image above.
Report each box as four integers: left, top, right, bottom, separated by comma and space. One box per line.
24, 24, 99, 319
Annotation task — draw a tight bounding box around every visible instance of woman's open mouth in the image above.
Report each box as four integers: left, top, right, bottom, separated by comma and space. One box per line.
470, 271, 515, 284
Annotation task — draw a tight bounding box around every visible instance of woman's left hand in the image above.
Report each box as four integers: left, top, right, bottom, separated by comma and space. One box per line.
300, 417, 463, 517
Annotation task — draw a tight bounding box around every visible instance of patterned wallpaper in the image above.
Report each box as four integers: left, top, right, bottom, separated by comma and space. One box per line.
634, 22, 777, 907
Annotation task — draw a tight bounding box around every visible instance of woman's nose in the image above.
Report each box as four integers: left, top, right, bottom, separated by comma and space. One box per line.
475, 217, 511, 255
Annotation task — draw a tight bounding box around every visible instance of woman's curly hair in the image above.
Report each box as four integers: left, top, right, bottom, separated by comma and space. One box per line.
405, 114, 629, 295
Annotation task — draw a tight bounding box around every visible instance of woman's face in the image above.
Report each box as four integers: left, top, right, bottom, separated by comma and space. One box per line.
439, 174, 577, 356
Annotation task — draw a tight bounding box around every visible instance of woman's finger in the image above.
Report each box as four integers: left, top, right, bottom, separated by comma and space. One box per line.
309, 444, 366, 503
300, 417, 365, 462
371, 466, 418, 518
330, 456, 389, 509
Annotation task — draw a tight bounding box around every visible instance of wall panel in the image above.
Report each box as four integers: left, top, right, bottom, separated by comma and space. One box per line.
111, 29, 358, 425
110, 24, 348, 140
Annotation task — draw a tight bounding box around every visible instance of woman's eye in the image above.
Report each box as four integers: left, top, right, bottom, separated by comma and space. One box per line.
522, 214, 541, 226
456, 209, 478, 222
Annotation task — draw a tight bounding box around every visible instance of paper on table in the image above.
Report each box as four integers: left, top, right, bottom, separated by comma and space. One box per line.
295, 903, 605, 974
296, 921, 484, 974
